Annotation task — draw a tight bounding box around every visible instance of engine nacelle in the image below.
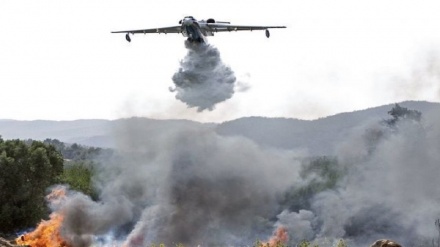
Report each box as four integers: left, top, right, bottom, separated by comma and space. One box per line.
125, 33, 131, 42
179, 20, 182, 24
207, 18, 216, 23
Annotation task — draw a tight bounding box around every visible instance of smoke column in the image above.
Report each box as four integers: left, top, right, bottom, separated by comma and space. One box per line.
56, 120, 301, 246
170, 41, 236, 111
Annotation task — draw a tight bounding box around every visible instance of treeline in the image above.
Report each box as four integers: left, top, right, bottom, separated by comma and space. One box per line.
0, 138, 108, 234
42, 138, 113, 162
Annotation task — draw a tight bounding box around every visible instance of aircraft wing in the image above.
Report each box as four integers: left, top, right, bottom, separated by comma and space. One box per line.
111, 25, 182, 34
206, 23, 286, 32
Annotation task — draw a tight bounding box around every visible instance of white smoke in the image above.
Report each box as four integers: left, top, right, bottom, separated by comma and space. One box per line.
170, 41, 236, 111
391, 50, 440, 101
275, 109, 440, 247
275, 210, 316, 243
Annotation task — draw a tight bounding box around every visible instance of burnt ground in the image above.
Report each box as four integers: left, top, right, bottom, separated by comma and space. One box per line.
0, 237, 21, 247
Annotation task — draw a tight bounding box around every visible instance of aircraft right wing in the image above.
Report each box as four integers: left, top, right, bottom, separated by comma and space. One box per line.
111, 26, 182, 34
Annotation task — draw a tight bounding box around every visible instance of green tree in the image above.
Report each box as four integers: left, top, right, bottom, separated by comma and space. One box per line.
44, 138, 113, 161
60, 161, 97, 199
0, 138, 63, 233
281, 156, 344, 211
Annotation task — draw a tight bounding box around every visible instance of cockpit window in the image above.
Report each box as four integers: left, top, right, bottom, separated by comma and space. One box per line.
184, 16, 195, 20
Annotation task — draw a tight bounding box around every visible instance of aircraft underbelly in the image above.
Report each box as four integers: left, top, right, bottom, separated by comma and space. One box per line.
182, 25, 203, 39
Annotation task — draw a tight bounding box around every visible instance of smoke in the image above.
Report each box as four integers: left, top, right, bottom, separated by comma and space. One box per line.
56, 119, 301, 246
170, 41, 236, 111
275, 109, 440, 246
391, 50, 440, 101
60, 193, 135, 247
42, 106, 440, 247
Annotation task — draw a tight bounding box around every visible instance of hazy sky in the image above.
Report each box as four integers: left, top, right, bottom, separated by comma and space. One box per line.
1, 0, 440, 122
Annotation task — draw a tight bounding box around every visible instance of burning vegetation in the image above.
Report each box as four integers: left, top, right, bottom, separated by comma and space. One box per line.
258, 226, 289, 247
16, 213, 68, 247
16, 187, 70, 247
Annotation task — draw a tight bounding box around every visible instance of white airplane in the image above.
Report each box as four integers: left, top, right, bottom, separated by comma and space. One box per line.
112, 16, 286, 43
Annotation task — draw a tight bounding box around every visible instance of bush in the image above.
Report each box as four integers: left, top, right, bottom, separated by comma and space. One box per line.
60, 161, 98, 199
0, 138, 63, 233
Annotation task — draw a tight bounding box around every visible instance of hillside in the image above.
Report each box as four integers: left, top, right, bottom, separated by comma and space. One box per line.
0, 119, 112, 147
0, 118, 213, 149
1, 101, 439, 155
217, 100, 440, 155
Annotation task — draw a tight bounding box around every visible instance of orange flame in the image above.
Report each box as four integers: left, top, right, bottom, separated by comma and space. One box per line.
16, 187, 71, 247
46, 187, 66, 203
16, 213, 70, 247
259, 226, 289, 247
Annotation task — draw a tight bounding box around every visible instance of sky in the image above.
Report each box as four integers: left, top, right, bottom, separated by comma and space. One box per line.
1, 0, 440, 122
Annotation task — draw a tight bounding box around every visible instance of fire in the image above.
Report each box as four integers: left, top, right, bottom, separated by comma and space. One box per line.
46, 187, 66, 204
258, 226, 289, 247
16, 186, 71, 247
16, 213, 69, 247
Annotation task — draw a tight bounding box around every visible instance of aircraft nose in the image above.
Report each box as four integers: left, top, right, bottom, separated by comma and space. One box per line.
183, 18, 193, 26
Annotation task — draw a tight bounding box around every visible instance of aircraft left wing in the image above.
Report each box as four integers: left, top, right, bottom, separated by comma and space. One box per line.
205, 23, 286, 32
111, 26, 182, 34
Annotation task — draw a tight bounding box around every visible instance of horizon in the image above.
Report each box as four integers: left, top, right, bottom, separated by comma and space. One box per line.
1, 99, 438, 123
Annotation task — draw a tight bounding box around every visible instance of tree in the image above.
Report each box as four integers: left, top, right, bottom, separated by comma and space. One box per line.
364, 104, 424, 155
43, 138, 113, 161
281, 156, 343, 211
60, 161, 98, 199
384, 104, 422, 127
0, 138, 63, 233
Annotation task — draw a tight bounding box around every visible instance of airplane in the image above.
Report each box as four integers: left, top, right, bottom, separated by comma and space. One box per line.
111, 16, 286, 43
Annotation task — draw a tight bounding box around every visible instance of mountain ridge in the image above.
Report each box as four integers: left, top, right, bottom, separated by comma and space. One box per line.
1, 100, 439, 155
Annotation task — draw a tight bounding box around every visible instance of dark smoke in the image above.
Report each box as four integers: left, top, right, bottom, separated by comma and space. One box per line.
170, 41, 236, 111
53, 107, 440, 247
119, 125, 301, 246
59, 192, 134, 247
57, 120, 301, 246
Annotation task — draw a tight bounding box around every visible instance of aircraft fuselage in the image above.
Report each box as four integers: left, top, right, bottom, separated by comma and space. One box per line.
180, 16, 207, 43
